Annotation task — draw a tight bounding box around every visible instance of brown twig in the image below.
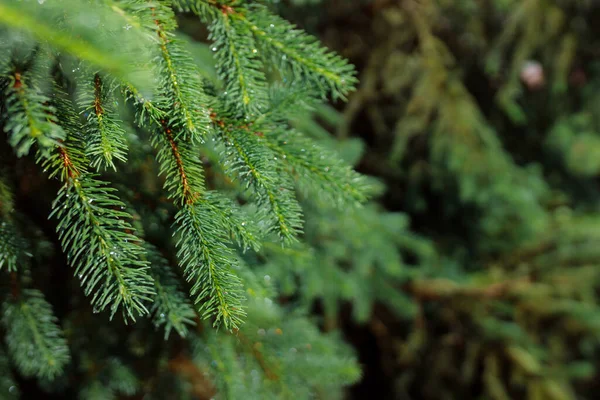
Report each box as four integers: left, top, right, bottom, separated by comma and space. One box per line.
160, 119, 199, 205
407, 276, 532, 301
236, 331, 279, 381
93, 73, 104, 116
59, 146, 79, 180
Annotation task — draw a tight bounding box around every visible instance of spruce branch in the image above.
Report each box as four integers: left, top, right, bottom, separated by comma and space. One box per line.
253, 83, 319, 126
208, 9, 268, 117
0, 67, 65, 157
152, 119, 206, 205
175, 203, 246, 329
152, 8, 212, 142
150, 119, 246, 329
263, 128, 372, 206
49, 172, 155, 321
2, 288, 70, 381
197, 191, 262, 252
39, 89, 155, 322
76, 72, 128, 170
214, 119, 303, 242
242, 4, 357, 100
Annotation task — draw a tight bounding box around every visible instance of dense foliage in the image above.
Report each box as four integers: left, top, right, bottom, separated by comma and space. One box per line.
4, 0, 600, 399
0, 0, 370, 398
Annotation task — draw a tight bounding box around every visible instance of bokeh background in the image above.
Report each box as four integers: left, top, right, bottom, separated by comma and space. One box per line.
264, 1, 600, 398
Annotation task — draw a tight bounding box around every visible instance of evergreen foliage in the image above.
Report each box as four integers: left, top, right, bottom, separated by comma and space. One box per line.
0, 0, 369, 398
6, 0, 600, 398
2, 288, 70, 381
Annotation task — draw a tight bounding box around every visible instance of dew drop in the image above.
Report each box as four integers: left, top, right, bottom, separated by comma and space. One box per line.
264, 275, 271, 282
8, 386, 16, 393
212, 47, 217, 52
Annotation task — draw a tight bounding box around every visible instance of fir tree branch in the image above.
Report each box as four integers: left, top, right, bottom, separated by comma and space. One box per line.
153, 119, 205, 205
197, 192, 261, 252
149, 118, 246, 329
214, 119, 303, 242
2, 288, 70, 380
175, 203, 246, 329
39, 89, 155, 322
241, 4, 357, 99
49, 171, 155, 321
263, 128, 372, 206
77, 72, 128, 171
208, 8, 268, 117
151, 4, 211, 142
1, 68, 65, 157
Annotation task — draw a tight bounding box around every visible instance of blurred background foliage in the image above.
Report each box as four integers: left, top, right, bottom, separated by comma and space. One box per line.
267, 0, 600, 399
3, 0, 600, 399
